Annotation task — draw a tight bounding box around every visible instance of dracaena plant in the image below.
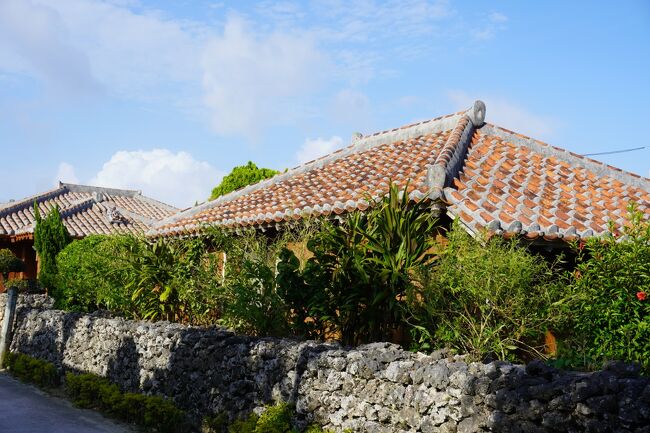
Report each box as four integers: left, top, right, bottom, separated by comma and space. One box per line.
287, 182, 439, 345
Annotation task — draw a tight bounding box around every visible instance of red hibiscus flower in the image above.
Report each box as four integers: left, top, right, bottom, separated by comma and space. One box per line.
637, 292, 647, 301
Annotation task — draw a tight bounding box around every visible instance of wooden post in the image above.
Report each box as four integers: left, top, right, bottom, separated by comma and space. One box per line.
0, 286, 18, 369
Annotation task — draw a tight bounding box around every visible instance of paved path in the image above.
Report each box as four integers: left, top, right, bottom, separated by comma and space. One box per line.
0, 373, 133, 433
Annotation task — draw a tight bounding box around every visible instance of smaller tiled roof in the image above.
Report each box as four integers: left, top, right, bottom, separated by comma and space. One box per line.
0, 183, 178, 239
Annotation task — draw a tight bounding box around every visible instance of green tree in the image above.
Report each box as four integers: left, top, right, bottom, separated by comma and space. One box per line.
33, 203, 70, 296
209, 161, 278, 200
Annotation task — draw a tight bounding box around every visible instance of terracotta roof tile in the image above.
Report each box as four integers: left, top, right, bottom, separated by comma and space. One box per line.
447, 125, 650, 239
150, 103, 649, 242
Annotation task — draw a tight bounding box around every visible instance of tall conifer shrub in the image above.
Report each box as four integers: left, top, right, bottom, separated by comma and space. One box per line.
33, 203, 70, 297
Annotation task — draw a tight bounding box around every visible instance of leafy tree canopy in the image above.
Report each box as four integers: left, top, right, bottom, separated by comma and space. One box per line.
0, 249, 24, 280
210, 161, 278, 200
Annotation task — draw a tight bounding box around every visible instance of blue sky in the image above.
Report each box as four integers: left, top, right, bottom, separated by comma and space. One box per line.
1, 0, 649, 208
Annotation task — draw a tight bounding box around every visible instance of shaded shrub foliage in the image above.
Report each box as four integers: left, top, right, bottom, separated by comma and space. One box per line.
66, 372, 187, 432
406, 221, 565, 362
4, 352, 59, 388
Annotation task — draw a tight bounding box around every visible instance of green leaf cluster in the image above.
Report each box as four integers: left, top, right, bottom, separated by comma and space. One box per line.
216, 220, 325, 337
54, 234, 224, 324
55, 235, 132, 312
33, 203, 70, 294
121, 236, 224, 323
210, 161, 279, 200
0, 248, 24, 280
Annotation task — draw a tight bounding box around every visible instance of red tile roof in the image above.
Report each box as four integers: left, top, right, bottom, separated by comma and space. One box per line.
150, 101, 650, 241
1, 183, 178, 239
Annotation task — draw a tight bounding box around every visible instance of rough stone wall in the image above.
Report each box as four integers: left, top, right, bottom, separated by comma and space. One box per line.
3, 294, 650, 433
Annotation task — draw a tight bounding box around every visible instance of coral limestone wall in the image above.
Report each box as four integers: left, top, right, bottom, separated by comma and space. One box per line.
2, 294, 649, 432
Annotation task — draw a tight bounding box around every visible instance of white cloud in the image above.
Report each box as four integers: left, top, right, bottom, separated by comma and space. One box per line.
314, 0, 452, 43
201, 16, 329, 138
90, 149, 223, 208
0, 0, 99, 96
54, 162, 79, 184
295, 136, 345, 165
447, 90, 558, 139
0, 0, 206, 100
472, 11, 508, 40
489, 12, 508, 24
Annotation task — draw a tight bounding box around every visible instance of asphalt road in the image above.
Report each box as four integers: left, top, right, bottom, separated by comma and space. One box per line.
0, 372, 134, 433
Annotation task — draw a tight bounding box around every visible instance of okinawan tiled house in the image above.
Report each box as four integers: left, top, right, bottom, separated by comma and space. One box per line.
0, 183, 178, 286
150, 101, 650, 244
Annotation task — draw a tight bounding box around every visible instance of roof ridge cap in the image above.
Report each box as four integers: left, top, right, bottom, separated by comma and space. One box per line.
0, 186, 66, 218
149, 109, 471, 235
482, 124, 650, 190
61, 182, 140, 197
428, 100, 486, 200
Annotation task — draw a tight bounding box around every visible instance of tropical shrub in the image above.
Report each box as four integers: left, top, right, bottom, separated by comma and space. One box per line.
119, 235, 224, 323
54, 233, 224, 324
220, 259, 290, 336
559, 204, 650, 372
33, 203, 70, 294
406, 221, 565, 362
55, 235, 132, 312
